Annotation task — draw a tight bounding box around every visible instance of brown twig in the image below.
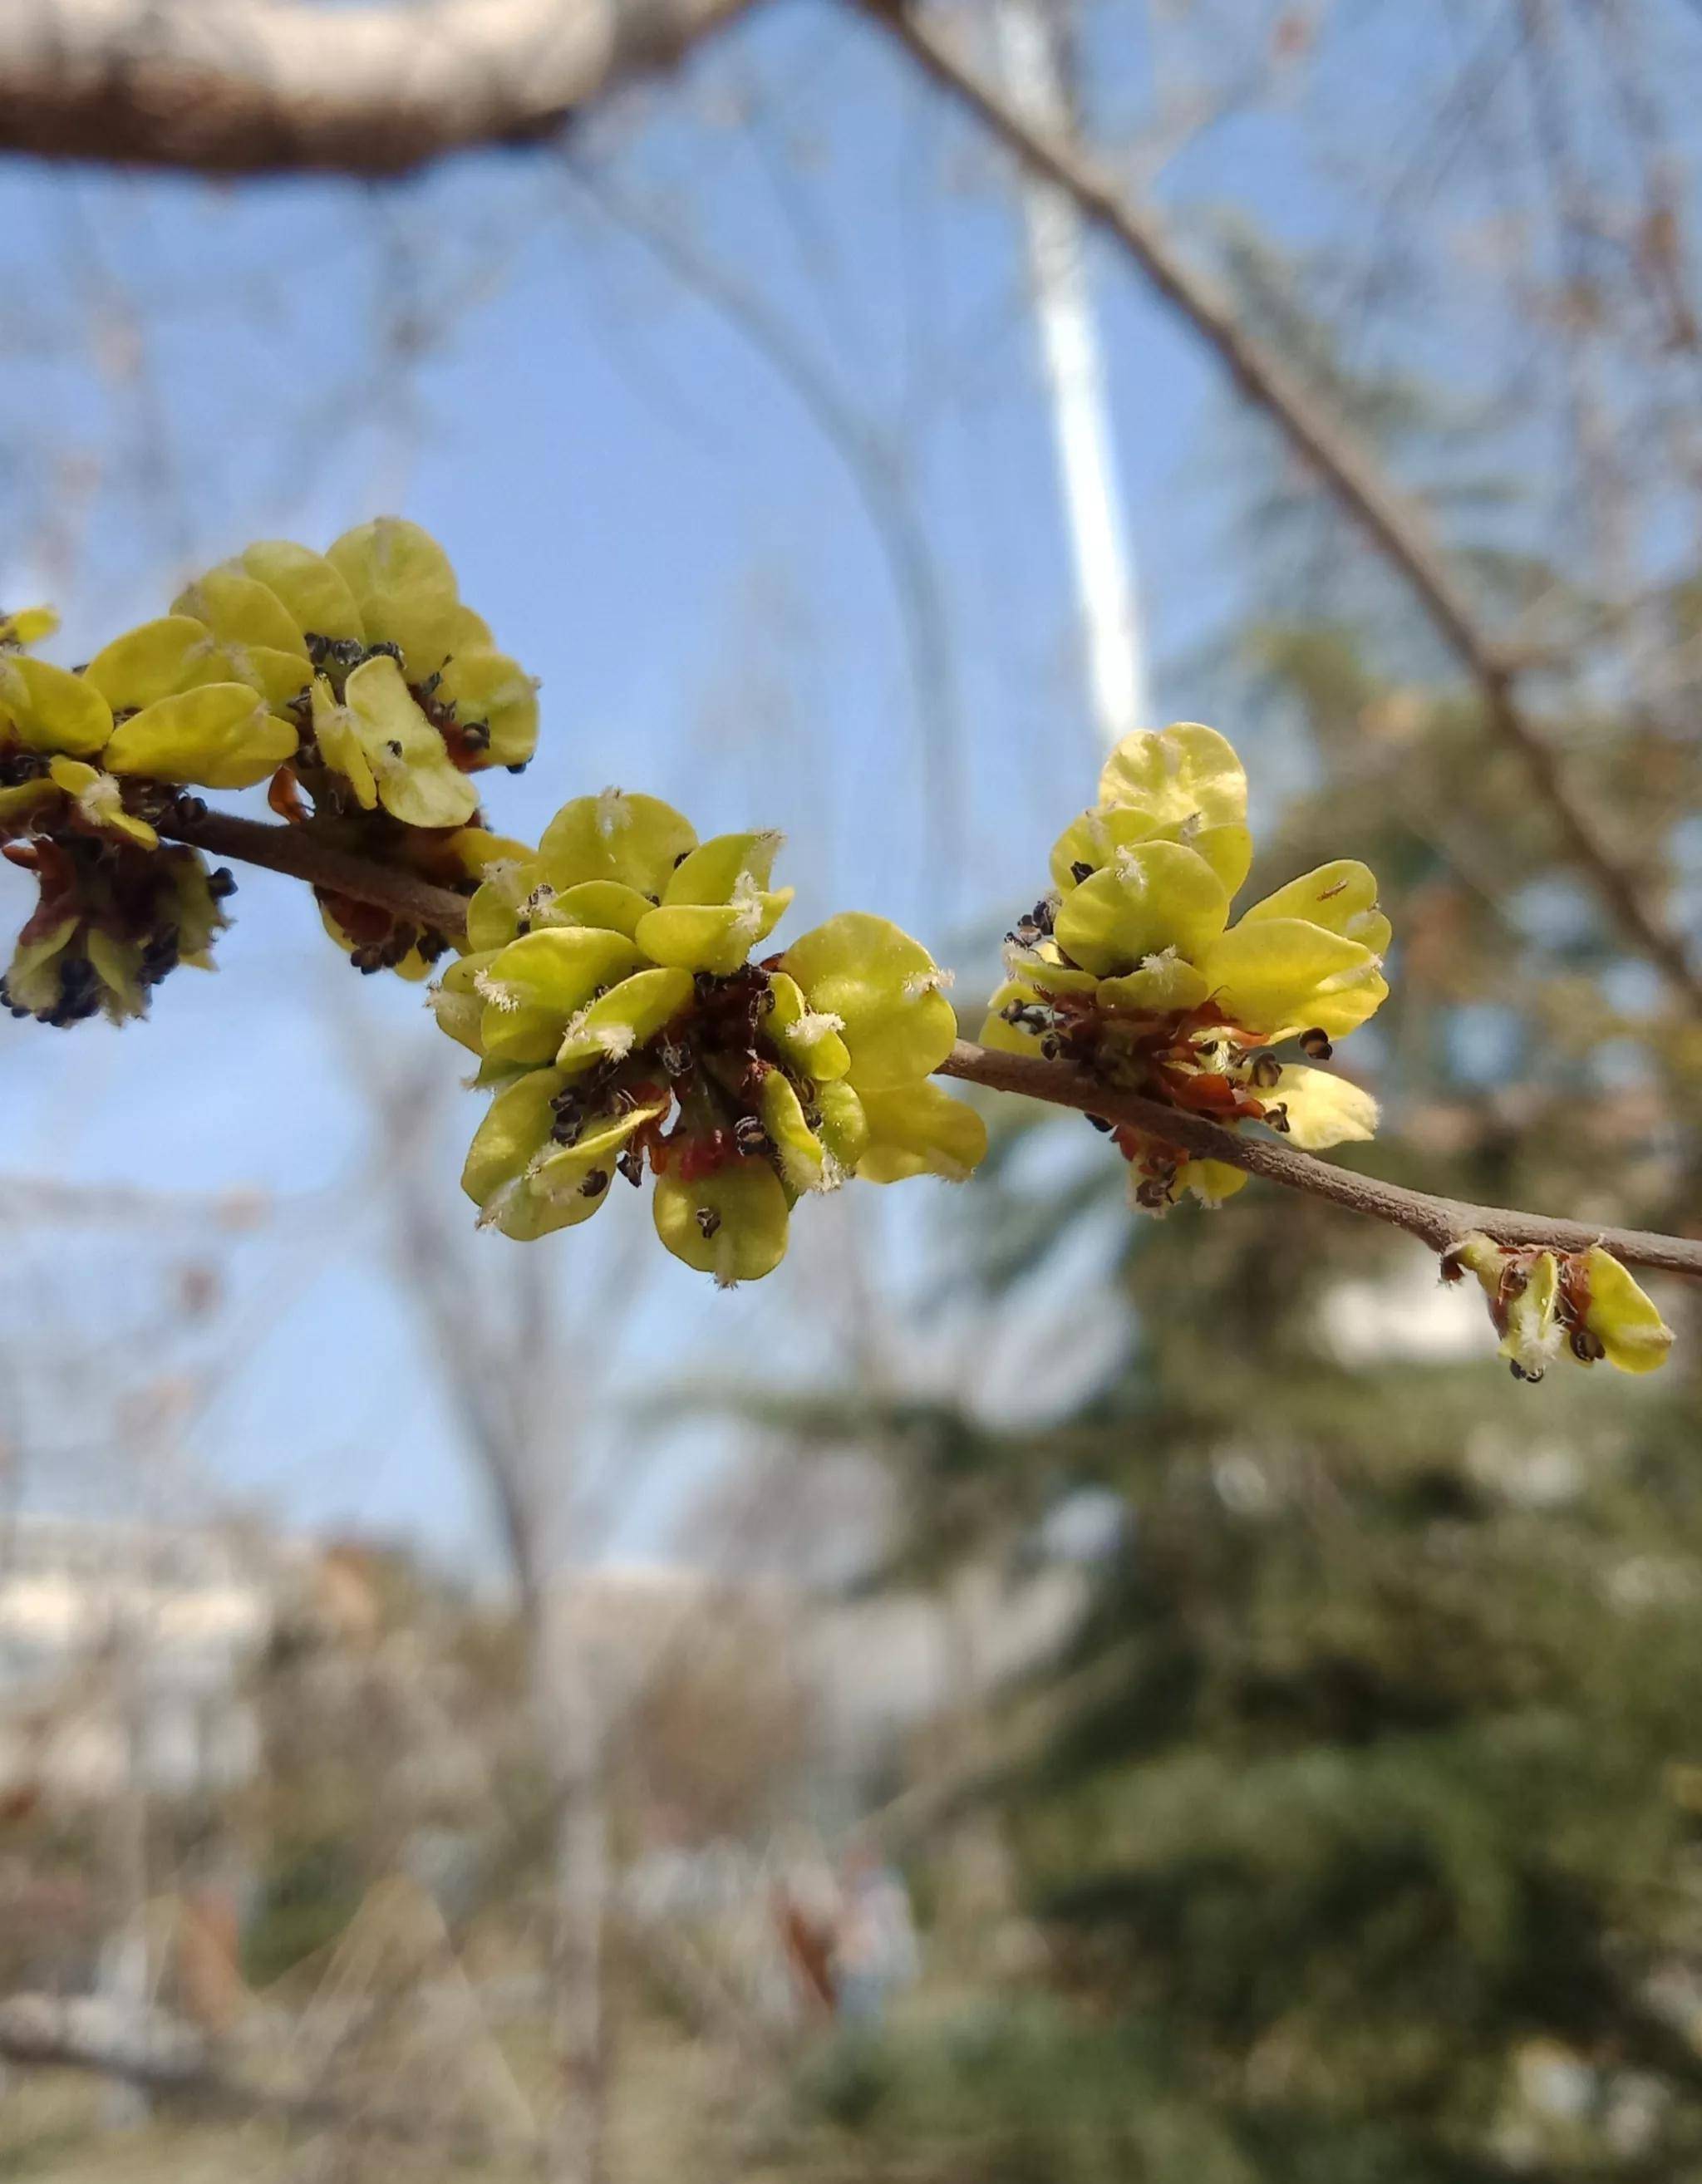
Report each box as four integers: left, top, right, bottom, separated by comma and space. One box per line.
156, 814, 1702, 1282
939, 1042, 1702, 1281
160, 808, 472, 932
853, 0, 1702, 1010
0, 0, 761, 175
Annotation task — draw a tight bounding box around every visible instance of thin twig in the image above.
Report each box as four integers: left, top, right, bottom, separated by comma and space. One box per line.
939, 1042, 1702, 1280
154, 814, 1702, 1281
159, 809, 472, 932
853, 0, 1702, 1009
0, 1994, 534, 2158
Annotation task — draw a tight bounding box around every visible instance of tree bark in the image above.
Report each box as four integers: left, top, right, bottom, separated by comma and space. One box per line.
0, 0, 761, 175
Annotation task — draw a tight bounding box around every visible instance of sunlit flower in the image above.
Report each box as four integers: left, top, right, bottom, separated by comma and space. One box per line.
1447, 1233, 1674, 1380
190, 519, 541, 827
981, 721, 1387, 1213
0, 650, 131, 841
437, 791, 983, 1278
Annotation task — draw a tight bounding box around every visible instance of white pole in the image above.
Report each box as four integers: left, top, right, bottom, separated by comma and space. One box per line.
993, 0, 1150, 745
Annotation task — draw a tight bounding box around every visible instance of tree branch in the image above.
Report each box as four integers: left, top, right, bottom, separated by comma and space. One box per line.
0, 0, 761, 175
0, 1994, 533, 2157
155, 813, 1702, 1282
853, 0, 1702, 1010
938, 1041, 1702, 1281
160, 808, 473, 932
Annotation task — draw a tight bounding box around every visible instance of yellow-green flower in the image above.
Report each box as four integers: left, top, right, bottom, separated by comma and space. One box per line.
1, 834, 233, 1027
1448, 1233, 1674, 1380
0, 606, 60, 650
981, 721, 1388, 1213
135, 521, 538, 844
438, 790, 984, 1279
81, 615, 302, 788
0, 650, 130, 839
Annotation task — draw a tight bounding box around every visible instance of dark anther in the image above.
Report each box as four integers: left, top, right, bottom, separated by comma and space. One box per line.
1300, 1026, 1334, 1060
617, 1150, 645, 1188
1070, 860, 1094, 883
1249, 1052, 1282, 1089
1086, 1114, 1114, 1134
579, 1168, 608, 1198
1509, 1360, 1542, 1384
515, 919, 531, 937
674, 851, 691, 868
693, 971, 716, 1000
1040, 1035, 1060, 1060
659, 1039, 691, 1078
1030, 898, 1056, 937
551, 1114, 583, 1145
386, 739, 404, 759
365, 641, 404, 666
732, 1115, 771, 1158
505, 762, 528, 775
461, 723, 490, 750
696, 1207, 721, 1239
1264, 1103, 1291, 1134
208, 868, 238, 900
1571, 1326, 1606, 1363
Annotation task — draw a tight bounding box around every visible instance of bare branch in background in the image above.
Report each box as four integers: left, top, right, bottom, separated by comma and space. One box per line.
0, 1993, 536, 2155
854, 0, 1702, 1009
0, 0, 764, 175
562, 154, 967, 906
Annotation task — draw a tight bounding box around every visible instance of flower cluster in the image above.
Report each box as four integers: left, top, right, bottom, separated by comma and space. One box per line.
0, 521, 536, 1024
982, 721, 1388, 1210
1444, 1233, 1673, 1381
171, 520, 539, 978
0, 604, 240, 1023
431, 789, 986, 1281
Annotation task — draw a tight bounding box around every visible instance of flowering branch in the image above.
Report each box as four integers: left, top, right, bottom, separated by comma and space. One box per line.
939, 1041, 1702, 1283
150, 813, 1702, 1286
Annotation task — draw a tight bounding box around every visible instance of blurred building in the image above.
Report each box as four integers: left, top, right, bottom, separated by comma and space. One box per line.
0, 1516, 300, 1805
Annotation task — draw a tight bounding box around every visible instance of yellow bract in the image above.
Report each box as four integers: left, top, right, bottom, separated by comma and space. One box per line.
1452, 1234, 1673, 1380
1579, 1247, 1673, 1375
440, 788, 984, 1281
988, 719, 1393, 1213
1097, 721, 1246, 831
106, 684, 298, 790
0, 657, 112, 757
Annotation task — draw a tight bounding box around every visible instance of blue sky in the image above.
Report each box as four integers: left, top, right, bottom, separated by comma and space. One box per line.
0, 1, 1608, 1580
